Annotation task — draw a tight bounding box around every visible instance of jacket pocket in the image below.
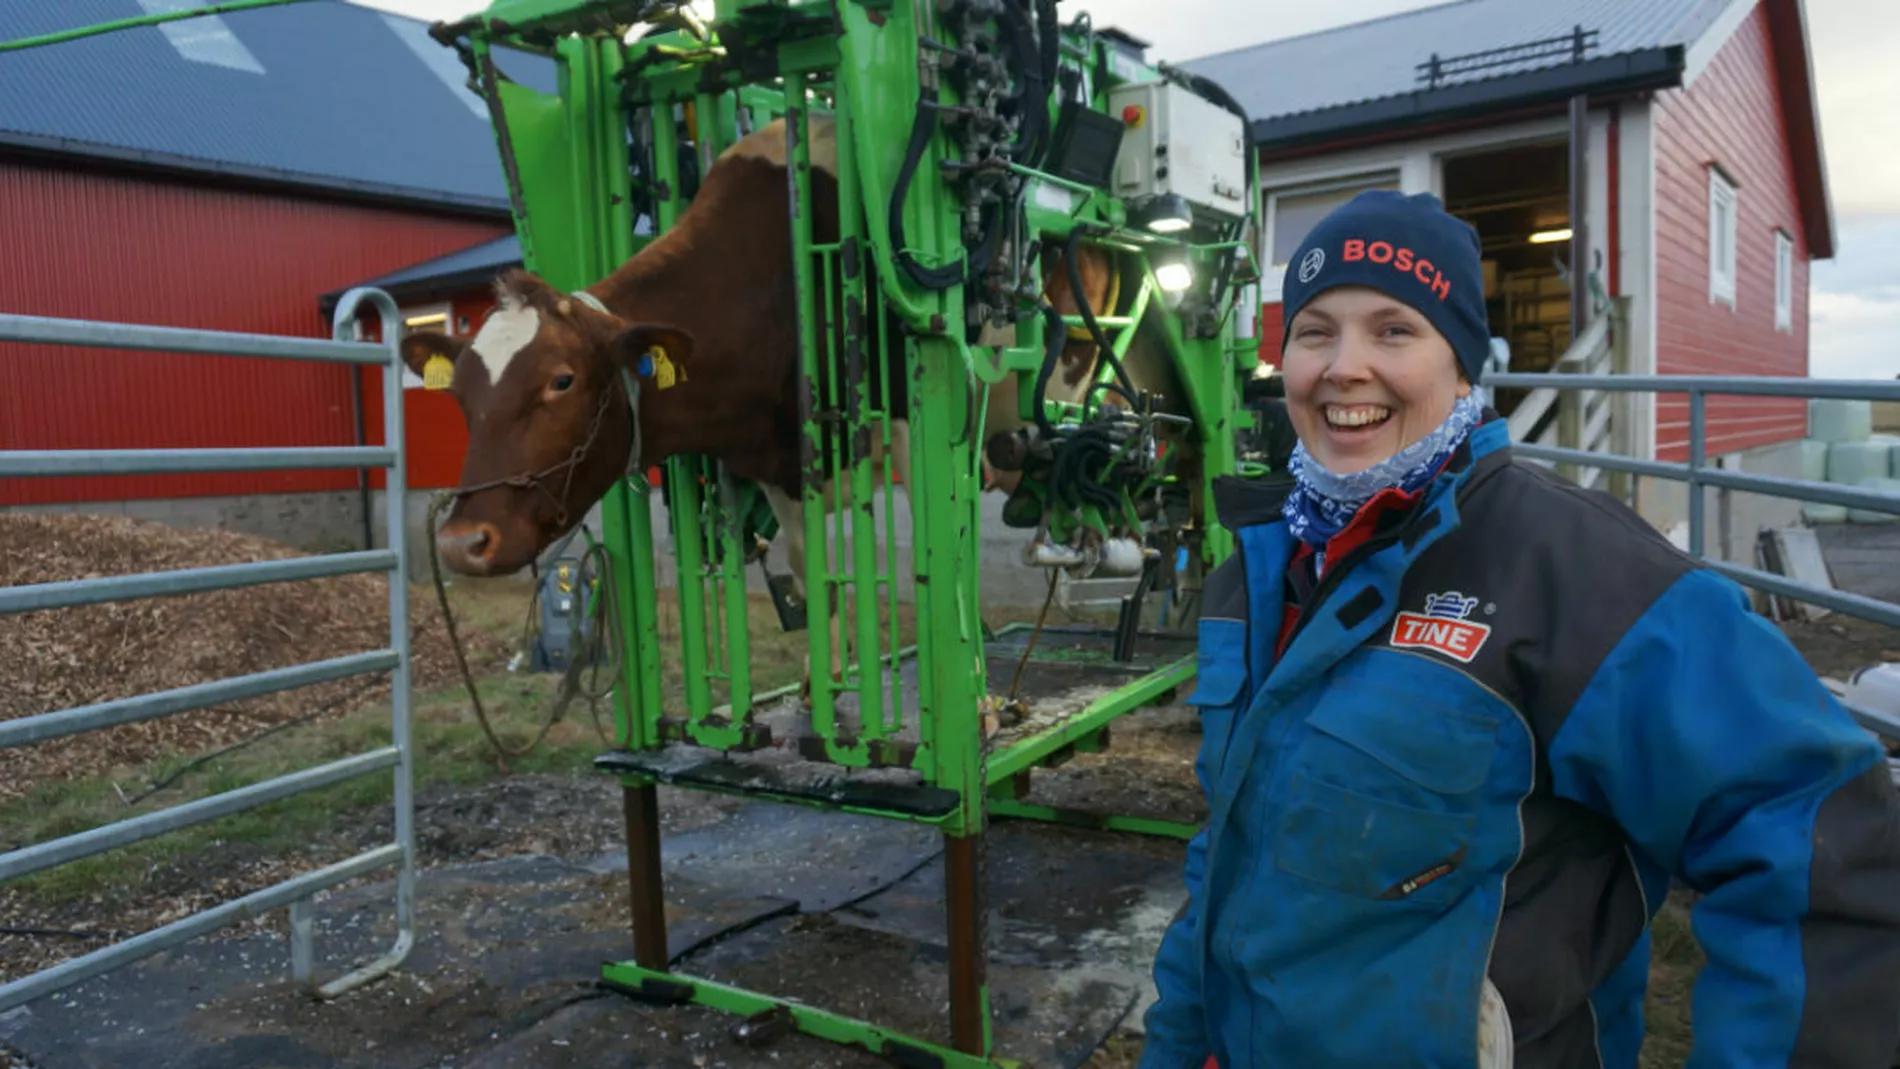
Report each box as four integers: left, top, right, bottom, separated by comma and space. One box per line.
1187, 617, 1249, 783
1303, 691, 1499, 795
1271, 689, 1502, 905
1273, 773, 1478, 905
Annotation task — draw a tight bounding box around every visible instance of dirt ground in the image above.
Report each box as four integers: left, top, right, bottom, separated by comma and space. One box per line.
1, 729, 1195, 1069
1776, 610, 1900, 681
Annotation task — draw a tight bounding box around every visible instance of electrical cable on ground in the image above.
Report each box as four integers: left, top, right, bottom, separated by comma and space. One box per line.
427, 496, 630, 772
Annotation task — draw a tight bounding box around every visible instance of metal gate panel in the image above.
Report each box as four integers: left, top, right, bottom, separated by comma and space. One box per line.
0, 286, 417, 1013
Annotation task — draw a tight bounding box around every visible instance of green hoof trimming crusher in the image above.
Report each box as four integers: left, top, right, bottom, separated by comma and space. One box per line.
431, 1, 1264, 1063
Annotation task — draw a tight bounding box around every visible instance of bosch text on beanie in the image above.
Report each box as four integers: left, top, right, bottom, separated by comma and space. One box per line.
1279, 189, 1491, 384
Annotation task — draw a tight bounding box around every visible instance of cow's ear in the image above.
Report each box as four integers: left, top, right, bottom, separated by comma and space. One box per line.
612, 324, 696, 390
399, 331, 467, 389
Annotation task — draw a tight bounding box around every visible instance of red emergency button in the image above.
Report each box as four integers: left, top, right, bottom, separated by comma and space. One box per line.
1122, 104, 1145, 128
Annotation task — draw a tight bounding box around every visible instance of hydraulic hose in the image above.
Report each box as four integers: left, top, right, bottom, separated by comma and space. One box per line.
889, 102, 966, 292
1063, 226, 1137, 402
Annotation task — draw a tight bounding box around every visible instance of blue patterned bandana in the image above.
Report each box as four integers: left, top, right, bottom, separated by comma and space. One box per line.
1282, 391, 1486, 546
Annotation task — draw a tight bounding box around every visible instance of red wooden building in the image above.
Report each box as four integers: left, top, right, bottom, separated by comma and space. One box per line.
0, 1, 551, 547
1183, 0, 1833, 540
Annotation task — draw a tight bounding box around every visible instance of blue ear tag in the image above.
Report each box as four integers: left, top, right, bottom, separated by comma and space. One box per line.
636, 352, 654, 378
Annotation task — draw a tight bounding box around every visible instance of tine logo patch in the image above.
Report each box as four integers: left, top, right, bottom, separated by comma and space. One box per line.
1390, 590, 1491, 663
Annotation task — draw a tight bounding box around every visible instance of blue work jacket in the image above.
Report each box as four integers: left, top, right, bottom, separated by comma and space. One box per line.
1140, 418, 1900, 1068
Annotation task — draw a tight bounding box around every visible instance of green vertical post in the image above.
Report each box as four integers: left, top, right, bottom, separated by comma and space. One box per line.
690, 89, 756, 723
714, 470, 752, 715
783, 78, 841, 747
828, 56, 889, 742
642, 102, 717, 728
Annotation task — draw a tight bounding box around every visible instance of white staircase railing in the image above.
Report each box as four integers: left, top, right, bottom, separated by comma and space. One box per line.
1504, 297, 1632, 497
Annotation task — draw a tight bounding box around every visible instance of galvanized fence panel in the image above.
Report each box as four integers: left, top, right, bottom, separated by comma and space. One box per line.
1489, 370, 1900, 743
0, 287, 416, 1012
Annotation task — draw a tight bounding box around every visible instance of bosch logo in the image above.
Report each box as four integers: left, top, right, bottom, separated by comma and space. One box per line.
1298, 247, 1325, 284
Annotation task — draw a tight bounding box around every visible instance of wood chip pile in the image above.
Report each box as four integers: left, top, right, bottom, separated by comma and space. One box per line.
1, 513, 508, 800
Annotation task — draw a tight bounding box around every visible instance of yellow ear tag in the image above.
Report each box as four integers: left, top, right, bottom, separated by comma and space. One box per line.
422, 354, 454, 391
649, 347, 684, 390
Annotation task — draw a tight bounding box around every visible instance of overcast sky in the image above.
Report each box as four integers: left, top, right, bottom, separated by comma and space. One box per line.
358, 0, 1897, 380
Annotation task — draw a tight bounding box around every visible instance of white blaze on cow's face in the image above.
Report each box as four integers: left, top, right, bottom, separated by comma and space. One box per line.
470, 305, 542, 387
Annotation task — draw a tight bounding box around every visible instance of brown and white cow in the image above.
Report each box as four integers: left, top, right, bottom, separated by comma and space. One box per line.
401, 113, 1190, 697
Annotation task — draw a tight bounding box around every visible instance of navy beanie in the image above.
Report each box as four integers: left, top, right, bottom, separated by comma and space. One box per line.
1279, 190, 1490, 383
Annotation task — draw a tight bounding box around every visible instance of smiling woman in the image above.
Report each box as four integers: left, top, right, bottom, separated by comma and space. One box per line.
1137, 189, 1900, 1069
1272, 190, 1492, 546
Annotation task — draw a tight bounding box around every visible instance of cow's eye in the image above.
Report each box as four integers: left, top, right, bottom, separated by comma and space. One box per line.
551, 374, 575, 392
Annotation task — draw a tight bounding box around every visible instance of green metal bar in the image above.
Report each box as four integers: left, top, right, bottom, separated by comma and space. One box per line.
983, 656, 1195, 785
670, 467, 716, 716
986, 798, 1200, 841
638, 104, 717, 730
891, 0, 987, 824
715, 470, 753, 716
585, 36, 656, 752
838, 85, 892, 740
618, 93, 674, 751
686, 92, 749, 710
784, 81, 844, 753
598, 962, 1019, 1068
0, 0, 317, 53
607, 767, 955, 825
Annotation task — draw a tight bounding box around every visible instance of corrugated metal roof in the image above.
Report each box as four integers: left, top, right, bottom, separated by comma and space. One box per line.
0, 0, 557, 211
1182, 0, 1734, 126
355, 232, 524, 290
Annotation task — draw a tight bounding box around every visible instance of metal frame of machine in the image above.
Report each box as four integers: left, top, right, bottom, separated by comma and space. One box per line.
430, 1, 1262, 1062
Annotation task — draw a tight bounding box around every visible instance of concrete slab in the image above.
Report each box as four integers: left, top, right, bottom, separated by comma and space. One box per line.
0, 802, 1185, 1069
1815, 523, 1900, 606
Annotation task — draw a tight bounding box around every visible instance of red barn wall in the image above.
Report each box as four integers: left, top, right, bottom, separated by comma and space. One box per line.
0, 159, 510, 507
1651, 3, 1810, 462
1255, 302, 1286, 367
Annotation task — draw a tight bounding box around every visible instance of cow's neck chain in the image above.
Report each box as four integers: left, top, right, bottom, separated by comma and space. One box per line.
438, 289, 643, 525
569, 289, 644, 482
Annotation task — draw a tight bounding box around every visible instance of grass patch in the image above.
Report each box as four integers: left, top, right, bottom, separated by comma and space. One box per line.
1640, 892, 1705, 1068
0, 578, 828, 907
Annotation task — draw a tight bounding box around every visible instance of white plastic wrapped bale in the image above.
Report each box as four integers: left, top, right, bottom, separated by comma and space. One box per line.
1871, 433, 1900, 478
1828, 440, 1892, 484
1811, 398, 1874, 442
1848, 477, 1900, 524
1798, 438, 1831, 482
1847, 664, 1900, 723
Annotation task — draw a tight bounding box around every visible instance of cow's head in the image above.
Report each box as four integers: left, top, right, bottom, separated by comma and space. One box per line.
402, 270, 693, 576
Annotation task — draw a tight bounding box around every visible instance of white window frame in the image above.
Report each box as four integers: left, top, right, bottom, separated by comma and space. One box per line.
1774, 229, 1794, 332
1708, 167, 1738, 308
1261, 171, 1403, 299
400, 302, 455, 337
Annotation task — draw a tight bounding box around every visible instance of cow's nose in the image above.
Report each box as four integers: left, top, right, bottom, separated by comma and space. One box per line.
436, 520, 502, 574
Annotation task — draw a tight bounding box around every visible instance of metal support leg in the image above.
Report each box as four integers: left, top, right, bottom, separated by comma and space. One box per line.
945, 831, 988, 1055
289, 898, 314, 986
624, 783, 669, 969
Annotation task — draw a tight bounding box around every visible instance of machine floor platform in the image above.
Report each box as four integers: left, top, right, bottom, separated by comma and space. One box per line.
596, 624, 1197, 811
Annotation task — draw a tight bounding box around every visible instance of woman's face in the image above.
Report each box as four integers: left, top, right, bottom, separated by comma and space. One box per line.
1281, 286, 1471, 475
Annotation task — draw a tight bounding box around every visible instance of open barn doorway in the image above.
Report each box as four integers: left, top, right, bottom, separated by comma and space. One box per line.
1440, 138, 1573, 418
